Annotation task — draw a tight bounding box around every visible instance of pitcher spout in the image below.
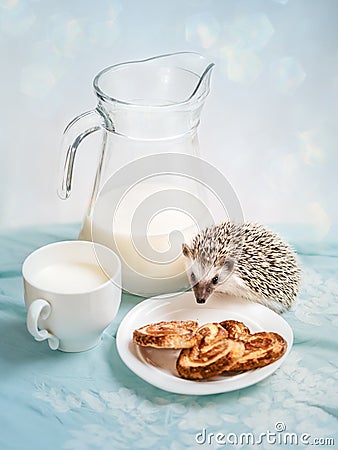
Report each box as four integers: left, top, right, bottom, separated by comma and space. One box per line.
93, 51, 214, 108
184, 53, 215, 104
190, 61, 214, 103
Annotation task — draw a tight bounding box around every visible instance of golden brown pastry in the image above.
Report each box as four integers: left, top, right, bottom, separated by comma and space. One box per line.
133, 319, 288, 380
225, 331, 287, 372
176, 323, 245, 380
133, 320, 199, 349
219, 320, 251, 340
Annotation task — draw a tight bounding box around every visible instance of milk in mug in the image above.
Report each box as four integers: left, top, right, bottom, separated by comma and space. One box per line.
31, 262, 110, 294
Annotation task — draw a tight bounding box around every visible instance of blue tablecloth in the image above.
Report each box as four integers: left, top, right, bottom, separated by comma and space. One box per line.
0, 224, 337, 450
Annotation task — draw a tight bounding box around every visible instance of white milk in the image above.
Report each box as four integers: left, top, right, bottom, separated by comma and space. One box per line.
32, 262, 109, 294
79, 182, 208, 296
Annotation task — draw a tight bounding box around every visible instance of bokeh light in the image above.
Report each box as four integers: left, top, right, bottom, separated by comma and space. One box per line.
0, 0, 35, 36
225, 13, 274, 51
223, 46, 262, 83
48, 14, 85, 58
0, 0, 19, 10
298, 130, 324, 165
185, 12, 220, 49
269, 57, 306, 94
213, 13, 274, 84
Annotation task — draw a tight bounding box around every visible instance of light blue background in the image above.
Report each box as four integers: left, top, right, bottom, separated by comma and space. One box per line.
0, 0, 337, 236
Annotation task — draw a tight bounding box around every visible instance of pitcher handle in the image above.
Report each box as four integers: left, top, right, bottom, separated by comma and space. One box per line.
58, 109, 107, 200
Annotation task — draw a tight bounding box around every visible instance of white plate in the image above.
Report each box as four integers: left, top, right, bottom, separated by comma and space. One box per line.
116, 292, 293, 395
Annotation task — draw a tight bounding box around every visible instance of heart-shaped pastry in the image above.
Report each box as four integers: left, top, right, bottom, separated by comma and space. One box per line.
176, 323, 245, 380
133, 320, 199, 349
220, 320, 287, 372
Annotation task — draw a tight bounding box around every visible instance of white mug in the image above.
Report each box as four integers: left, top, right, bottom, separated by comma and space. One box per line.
22, 240, 121, 352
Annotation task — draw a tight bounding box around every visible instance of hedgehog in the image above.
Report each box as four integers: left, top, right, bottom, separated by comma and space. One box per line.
182, 222, 301, 313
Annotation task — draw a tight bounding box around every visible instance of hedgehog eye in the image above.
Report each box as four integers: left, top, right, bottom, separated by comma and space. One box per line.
191, 273, 196, 282
212, 276, 219, 285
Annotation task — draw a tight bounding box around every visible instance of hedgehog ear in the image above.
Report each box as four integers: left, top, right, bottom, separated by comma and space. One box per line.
223, 257, 235, 273
182, 243, 193, 259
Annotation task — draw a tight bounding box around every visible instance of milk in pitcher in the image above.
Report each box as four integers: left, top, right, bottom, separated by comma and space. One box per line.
80, 182, 202, 296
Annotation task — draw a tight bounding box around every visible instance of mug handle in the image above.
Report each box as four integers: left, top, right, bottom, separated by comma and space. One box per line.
26, 299, 59, 350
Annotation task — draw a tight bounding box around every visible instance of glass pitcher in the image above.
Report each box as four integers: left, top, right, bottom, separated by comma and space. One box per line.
58, 52, 214, 297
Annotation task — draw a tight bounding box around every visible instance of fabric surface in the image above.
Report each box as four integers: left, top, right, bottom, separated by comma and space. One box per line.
0, 224, 337, 450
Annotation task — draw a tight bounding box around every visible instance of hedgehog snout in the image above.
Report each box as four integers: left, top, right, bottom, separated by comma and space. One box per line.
192, 282, 213, 305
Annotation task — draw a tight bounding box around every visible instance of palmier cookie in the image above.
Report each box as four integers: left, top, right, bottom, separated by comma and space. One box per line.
176, 323, 245, 380
224, 331, 287, 372
133, 320, 199, 349
219, 320, 251, 340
